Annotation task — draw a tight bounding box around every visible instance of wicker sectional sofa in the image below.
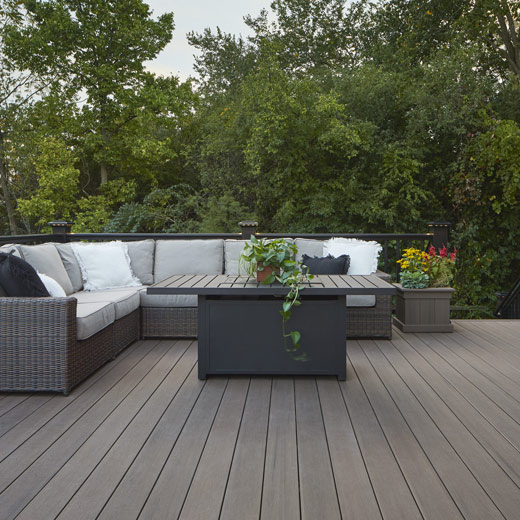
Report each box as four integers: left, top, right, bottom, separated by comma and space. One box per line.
0, 238, 392, 394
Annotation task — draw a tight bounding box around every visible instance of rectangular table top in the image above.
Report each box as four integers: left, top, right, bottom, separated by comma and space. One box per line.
147, 274, 396, 296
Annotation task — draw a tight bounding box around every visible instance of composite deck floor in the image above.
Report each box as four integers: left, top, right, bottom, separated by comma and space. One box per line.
1, 320, 520, 520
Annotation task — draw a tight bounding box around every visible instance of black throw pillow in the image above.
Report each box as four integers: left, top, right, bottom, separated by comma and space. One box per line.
301, 254, 351, 275
0, 253, 50, 297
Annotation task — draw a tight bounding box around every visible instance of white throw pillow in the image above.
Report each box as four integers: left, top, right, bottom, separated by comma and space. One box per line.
324, 238, 382, 275
38, 272, 66, 297
71, 242, 141, 291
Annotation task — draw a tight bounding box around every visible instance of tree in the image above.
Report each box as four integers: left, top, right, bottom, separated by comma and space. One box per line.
0, 0, 62, 233
7, 0, 175, 185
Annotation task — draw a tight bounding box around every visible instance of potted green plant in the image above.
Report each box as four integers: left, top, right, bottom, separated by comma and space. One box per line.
394, 245, 456, 332
239, 236, 313, 360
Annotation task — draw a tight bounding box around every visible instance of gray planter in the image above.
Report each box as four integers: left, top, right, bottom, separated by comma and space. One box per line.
393, 284, 455, 333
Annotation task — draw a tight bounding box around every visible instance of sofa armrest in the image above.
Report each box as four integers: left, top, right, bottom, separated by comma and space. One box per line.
0, 297, 77, 338
0, 297, 78, 392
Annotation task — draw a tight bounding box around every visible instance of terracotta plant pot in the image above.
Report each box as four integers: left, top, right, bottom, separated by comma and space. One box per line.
256, 264, 280, 283
393, 284, 455, 332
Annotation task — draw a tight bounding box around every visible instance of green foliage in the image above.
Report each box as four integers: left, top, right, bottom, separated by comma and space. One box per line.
16, 137, 79, 230
239, 236, 299, 278
105, 185, 201, 233
72, 179, 136, 232
199, 193, 253, 233
3, 0, 520, 315
400, 271, 430, 289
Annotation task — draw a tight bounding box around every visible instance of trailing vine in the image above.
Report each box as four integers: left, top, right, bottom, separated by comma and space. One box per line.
239, 236, 313, 360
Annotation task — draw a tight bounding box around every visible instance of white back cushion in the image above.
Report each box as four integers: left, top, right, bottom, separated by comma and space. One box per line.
38, 272, 66, 297
324, 238, 382, 275
72, 242, 141, 291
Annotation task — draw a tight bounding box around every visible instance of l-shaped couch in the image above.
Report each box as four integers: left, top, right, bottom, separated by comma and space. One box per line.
0, 238, 392, 394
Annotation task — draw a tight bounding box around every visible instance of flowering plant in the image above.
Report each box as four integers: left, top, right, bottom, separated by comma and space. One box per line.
398, 245, 456, 289
425, 244, 456, 287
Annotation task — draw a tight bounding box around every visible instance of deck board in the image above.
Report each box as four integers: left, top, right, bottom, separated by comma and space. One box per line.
0, 320, 519, 520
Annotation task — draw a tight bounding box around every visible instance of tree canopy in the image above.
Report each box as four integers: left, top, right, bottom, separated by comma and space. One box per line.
2, 0, 520, 314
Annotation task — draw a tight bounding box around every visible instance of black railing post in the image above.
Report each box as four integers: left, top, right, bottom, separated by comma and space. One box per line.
48, 221, 73, 243
428, 222, 450, 250
239, 220, 258, 240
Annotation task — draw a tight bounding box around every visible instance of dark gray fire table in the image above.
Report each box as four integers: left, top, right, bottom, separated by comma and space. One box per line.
148, 274, 395, 380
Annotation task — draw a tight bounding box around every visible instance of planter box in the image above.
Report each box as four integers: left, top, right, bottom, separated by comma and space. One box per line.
393, 284, 455, 333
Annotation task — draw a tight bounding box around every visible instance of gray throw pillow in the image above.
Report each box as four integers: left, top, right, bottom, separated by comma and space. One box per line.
56, 243, 83, 293
126, 239, 155, 285
18, 244, 74, 295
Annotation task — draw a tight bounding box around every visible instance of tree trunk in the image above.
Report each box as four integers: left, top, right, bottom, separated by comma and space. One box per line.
0, 130, 18, 234
99, 125, 110, 185
100, 161, 108, 185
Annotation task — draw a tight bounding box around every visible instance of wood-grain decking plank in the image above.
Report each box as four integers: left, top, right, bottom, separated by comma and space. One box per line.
458, 320, 520, 362
178, 378, 250, 520
0, 395, 53, 437
454, 322, 520, 369
384, 333, 520, 484
316, 378, 382, 520
295, 378, 341, 520
425, 331, 520, 415
96, 361, 205, 520
356, 338, 506, 520
10, 340, 189, 520
368, 336, 520, 520
0, 340, 177, 520
0, 339, 146, 463
54, 344, 199, 520
219, 378, 271, 520
0, 321, 519, 520
341, 358, 422, 520
435, 328, 520, 402
261, 378, 300, 520
395, 330, 520, 449
349, 341, 463, 520
137, 378, 228, 520
0, 340, 158, 490
0, 395, 31, 417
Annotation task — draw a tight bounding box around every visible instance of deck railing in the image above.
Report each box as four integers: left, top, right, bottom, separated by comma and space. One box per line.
0, 220, 450, 280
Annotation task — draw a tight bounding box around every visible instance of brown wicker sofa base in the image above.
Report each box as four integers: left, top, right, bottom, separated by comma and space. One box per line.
0, 297, 140, 395
141, 307, 198, 338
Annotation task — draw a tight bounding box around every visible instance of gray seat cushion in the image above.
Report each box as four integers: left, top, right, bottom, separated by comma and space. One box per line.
76, 301, 116, 340
19, 244, 74, 295
347, 295, 376, 307
154, 239, 224, 283
126, 239, 155, 285
56, 243, 83, 292
73, 287, 142, 319
140, 290, 197, 308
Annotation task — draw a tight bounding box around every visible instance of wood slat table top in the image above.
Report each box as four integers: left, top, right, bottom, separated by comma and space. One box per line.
147, 274, 396, 296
